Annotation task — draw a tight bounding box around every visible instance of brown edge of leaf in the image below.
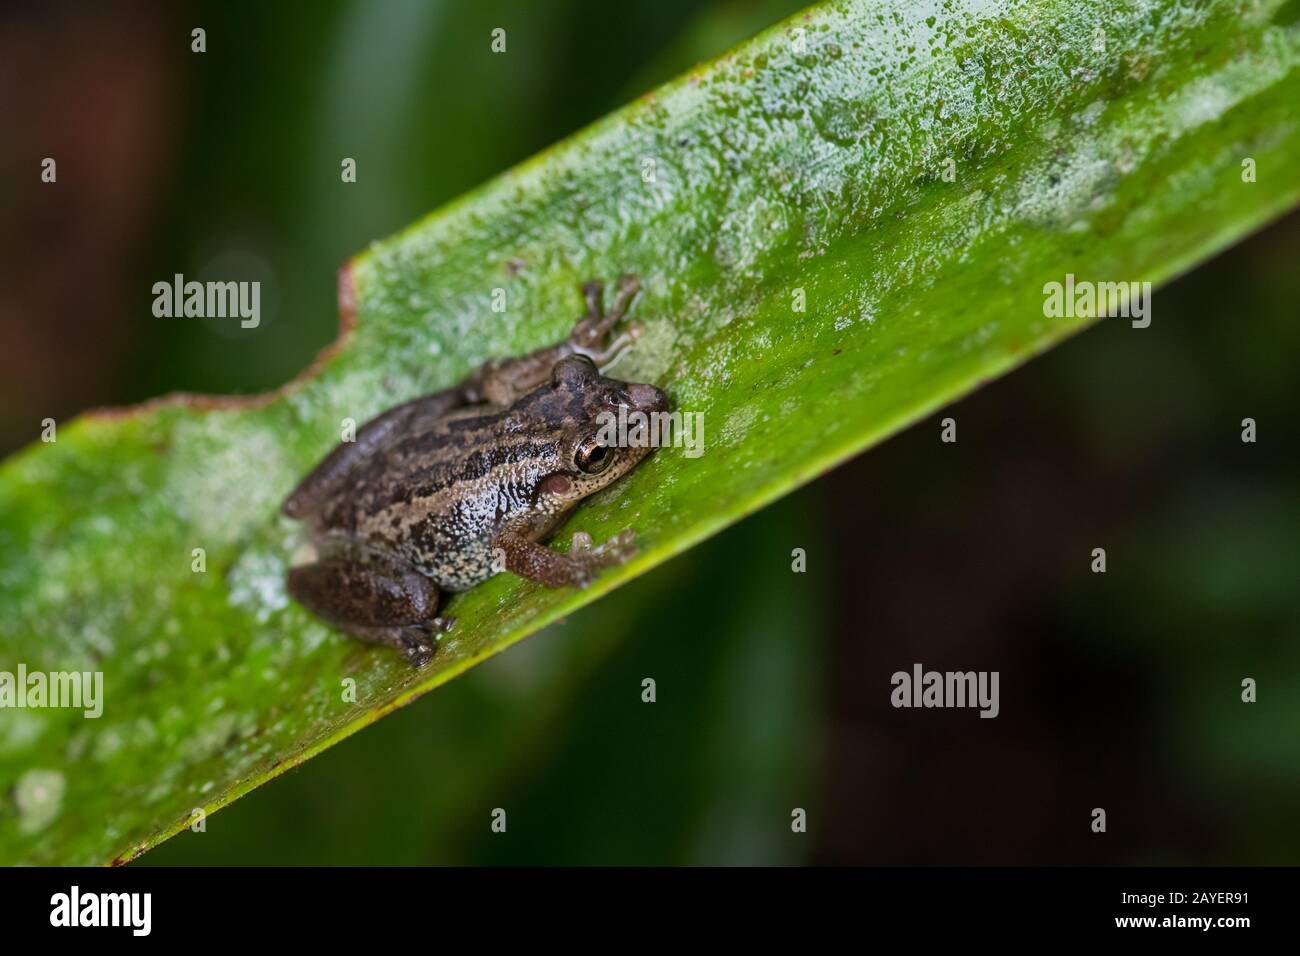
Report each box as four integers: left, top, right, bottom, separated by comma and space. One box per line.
81, 261, 360, 421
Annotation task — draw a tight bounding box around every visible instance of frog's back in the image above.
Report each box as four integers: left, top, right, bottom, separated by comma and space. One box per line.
317, 411, 561, 590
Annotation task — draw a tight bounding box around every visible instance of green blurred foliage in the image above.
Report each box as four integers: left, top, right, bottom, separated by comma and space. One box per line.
124, 0, 792, 405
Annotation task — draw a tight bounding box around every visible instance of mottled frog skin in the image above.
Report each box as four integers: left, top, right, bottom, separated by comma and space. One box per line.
282, 275, 666, 665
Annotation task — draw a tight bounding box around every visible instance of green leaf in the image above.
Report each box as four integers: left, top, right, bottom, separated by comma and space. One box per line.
136, 494, 826, 865
2, 0, 1299, 865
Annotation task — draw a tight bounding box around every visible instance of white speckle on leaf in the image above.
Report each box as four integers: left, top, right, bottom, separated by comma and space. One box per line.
1175, 78, 1234, 130
228, 548, 290, 622
722, 404, 760, 445
0, 711, 46, 757
14, 769, 65, 835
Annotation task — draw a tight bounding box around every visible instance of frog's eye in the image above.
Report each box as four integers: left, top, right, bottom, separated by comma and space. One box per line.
574, 438, 614, 475
554, 355, 598, 389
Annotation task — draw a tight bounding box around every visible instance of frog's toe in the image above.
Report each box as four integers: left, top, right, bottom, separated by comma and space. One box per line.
611, 274, 640, 314
581, 280, 604, 317
593, 529, 638, 564
389, 626, 437, 666
400, 643, 434, 667
571, 274, 642, 350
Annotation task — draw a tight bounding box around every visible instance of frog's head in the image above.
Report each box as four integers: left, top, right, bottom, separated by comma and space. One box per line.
529, 354, 668, 513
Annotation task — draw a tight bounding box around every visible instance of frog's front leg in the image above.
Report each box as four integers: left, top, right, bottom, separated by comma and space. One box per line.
466, 274, 643, 406
571, 273, 642, 363
495, 525, 637, 588
287, 538, 453, 665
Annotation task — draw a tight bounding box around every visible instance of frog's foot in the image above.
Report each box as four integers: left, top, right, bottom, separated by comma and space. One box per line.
371, 616, 455, 666
570, 529, 637, 567
561, 529, 638, 587
286, 541, 446, 667
351, 625, 439, 667
497, 528, 638, 589
583, 324, 643, 368
572, 274, 642, 362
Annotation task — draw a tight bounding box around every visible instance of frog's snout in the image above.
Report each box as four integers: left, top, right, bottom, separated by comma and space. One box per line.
628, 383, 669, 414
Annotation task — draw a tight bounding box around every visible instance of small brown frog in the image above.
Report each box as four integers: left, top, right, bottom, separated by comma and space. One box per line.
282, 275, 666, 665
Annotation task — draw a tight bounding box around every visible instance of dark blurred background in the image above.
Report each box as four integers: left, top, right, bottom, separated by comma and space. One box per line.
2, 0, 1296, 865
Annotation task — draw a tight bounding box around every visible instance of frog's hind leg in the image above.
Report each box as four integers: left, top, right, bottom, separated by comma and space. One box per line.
287, 539, 453, 666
